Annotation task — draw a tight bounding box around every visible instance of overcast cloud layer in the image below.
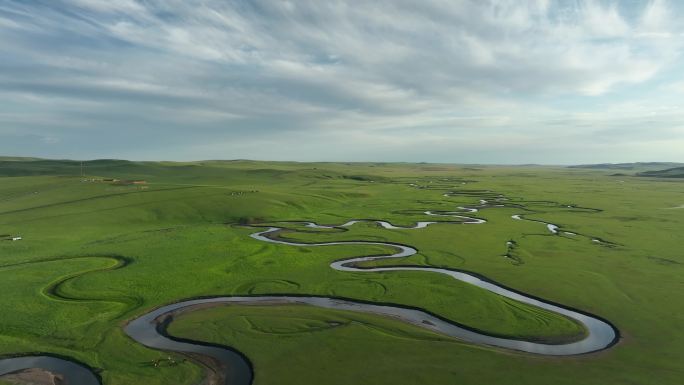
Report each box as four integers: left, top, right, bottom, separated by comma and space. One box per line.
1, 0, 683, 163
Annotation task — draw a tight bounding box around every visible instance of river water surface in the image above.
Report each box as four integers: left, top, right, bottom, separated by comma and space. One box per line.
0, 206, 618, 385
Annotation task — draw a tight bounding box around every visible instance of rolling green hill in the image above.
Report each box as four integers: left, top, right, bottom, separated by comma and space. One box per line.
568, 162, 683, 173
637, 166, 684, 178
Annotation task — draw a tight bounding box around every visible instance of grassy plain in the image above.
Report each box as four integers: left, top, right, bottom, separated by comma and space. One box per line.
0, 159, 682, 384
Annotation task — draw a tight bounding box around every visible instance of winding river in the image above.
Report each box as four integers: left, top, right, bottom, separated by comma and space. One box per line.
0, 356, 100, 385
0, 198, 619, 385
247, 225, 617, 356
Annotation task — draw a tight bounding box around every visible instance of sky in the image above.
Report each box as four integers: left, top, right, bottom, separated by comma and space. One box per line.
1, 0, 683, 164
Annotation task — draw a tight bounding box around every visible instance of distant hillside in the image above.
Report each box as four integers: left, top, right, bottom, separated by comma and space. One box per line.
568, 162, 684, 170
637, 167, 684, 178
568, 162, 683, 173
0, 158, 140, 177
0, 156, 44, 162
0, 157, 394, 185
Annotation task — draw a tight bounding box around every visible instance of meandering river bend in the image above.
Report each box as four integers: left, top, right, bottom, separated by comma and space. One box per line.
0, 199, 619, 385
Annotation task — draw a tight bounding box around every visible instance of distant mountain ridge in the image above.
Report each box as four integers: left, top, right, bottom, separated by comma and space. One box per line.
0, 156, 44, 162
637, 167, 684, 178
568, 162, 684, 170
0, 158, 139, 177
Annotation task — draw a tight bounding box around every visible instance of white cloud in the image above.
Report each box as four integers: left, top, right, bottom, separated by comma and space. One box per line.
68, 0, 147, 15
0, 0, 683, 162
582, 2, 629, 37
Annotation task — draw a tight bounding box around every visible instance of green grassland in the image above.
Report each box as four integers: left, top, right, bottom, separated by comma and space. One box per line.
0, 159, 682, 384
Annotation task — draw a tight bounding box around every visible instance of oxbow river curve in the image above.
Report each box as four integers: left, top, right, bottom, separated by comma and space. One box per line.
0, 200, 619, 385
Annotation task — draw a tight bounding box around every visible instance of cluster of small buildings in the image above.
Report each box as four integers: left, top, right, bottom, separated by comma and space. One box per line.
111, 179, 147, 185
80, 178, 148, 185
229, 190, 259, 196
1, 234, 22, 241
